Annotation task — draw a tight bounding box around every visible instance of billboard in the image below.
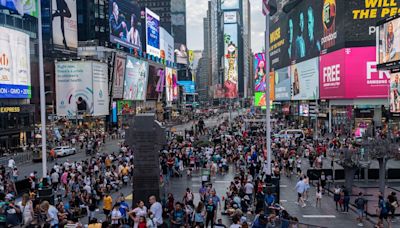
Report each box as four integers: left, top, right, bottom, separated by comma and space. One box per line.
254, 92, 266, 107
56, 61, 109, 116
0, 27, 31, 99
290, 57, 319, 100
172, 69, 178, 100
254, 53, 266, 92
52, 0, 78, 50
109, 0, 142, 50
146, 8, 160, 57
165, 67, 173, 102
274, 67, 291, 101
378, 17, 400, 66
147, 64, 164, 100
0, 0, 38, 17
160, 27, 175, 63
178, 81, 195, 94
123, 56, 149, 101
390, 72, 400, 113
224, 11, 237, 24
175, 44, 188, 64
299, 104, 309, 116
112, 54, 126, 99
319, 47, 390, 99
117, 100, 134, 115
224, 23, 238, 98
221, 0, 239, 10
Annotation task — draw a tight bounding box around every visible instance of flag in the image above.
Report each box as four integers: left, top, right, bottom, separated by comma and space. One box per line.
262, 0, 269, 16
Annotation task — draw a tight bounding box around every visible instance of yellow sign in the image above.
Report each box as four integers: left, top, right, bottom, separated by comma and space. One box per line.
0, 107, 20, 113
352, 0, 400, 19
188, 50, 194, 64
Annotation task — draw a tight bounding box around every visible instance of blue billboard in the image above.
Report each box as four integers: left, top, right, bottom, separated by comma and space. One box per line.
178, 81, 195, 94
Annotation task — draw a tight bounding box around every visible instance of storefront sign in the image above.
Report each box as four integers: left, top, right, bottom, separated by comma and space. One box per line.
0, 107, 20, 113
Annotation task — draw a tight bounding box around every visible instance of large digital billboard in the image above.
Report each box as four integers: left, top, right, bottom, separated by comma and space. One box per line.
290, 57, 319, 100
112, 54, 126, 99
165, 67, 178, 102
224, 23, 238, 98
274, 67, 291, 101
390, 72, 400, 113
147, 64, 164, 100
178, 81, 195, 94
52, 0, 78, 50
123, 56, 149, 101
378, 16, 400, 66
146, 8, 160, 57
254, 53, 266, 92
319, 47, 390, 99
109, 0, 142, 51
0, 27, 31, 99
160, 27, 175, 63
0, 0, 38, 17
56, 61, 109, 116
221, 0, 239, 10
117, 100, 134, 115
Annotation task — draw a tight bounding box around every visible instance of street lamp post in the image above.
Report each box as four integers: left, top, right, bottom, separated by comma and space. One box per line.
264, 12, 272, 177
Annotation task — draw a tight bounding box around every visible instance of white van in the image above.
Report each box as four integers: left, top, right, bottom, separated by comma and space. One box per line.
274, 129, 305, 140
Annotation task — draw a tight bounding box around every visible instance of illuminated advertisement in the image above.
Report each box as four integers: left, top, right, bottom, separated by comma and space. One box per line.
224, 11, 237, 24
254, 92, 266, 107
254, 53, 266, 92
224, 23, 238, 98
390, 72, 400, 113
319, 47, 390, 99
378, 17, 400, 66
109, 0, 142, 51
221, 0, 239, 10
178, 81, 195, 94
165, 67, 173, 102
274, 67, 291, 101
322, 0, 338, 51
112, 54, 126, 99
56, 61, 109, 116
123, 56, 149, 101
160, 27, 175, 63
175, 44, 188, 64
0, 27, 31, 99
299, 104, 309, 116
172, 69, 178, 100
117, 100, 134, 115
0, 0, 38, 17
146, 8, 160, 57
290, 57, 319, 100
52, 0, 78, 50
147, 64, 164, 100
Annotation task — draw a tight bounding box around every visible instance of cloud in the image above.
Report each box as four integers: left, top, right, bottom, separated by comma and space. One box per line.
186, 0, 209, 50
250, 0, 265, 53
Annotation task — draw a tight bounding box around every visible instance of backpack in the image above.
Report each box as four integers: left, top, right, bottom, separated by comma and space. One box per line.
355, 198, 365, 210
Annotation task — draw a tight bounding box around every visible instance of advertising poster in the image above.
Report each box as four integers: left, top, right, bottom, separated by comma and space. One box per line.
147, 64, 164, 100
274, 67, 291, 101
123, 56, 149, 101
378, 17, 400, 65
299, 104, 309, 116
224, 11, 237, 24
345, 0, 400, 45
254, 53, 266, 92
146, 8, 160, 57
214, 84, 225, 99
224, 23, 238, 98
117, 100, 134, 115
322, 0, 341, 52
254, 92, 266, 107
0, 0, 38, 17
175, 44, 188, 64
52, 0, 78, 50
221, 0, 239, 10
178, 81, 195, 94
56, 62, 93, 116
112, 54, 126, 99
319, 49, 346, 99
172, 69, 178, 100
160, 27, 175, 63
390, 72, 400, 113
165, 67, 173, 102
0, 27, 31, 99
92, 62, 109, 116
109, 0, 142, 50
290, 57, 319, 100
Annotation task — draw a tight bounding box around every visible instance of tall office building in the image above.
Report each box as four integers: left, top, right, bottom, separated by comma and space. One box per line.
138, 0, 172, 33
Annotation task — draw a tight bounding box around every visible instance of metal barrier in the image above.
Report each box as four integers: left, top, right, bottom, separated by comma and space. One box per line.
0, 152, 32, 166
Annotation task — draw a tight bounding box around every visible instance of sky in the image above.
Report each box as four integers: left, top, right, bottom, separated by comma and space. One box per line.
186, 0, 265, 53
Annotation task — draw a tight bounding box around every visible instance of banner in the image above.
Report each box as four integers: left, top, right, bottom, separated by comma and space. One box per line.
160, 27, 174, 63
147, 64, 164, 100
254, 53, 266, 92
224, 23, 238, 98
0, 27, 31, 99
290, 57, 319, 100
0, 0, 38, 17
390, 72, 400, 113
113, 55, 126, 99
52, 0, 77, 50
146, 8, 160, 57
109, 0, 142, 51
274, 67, 291, 101
123, 56, 149, 101
56, 61, 109, 116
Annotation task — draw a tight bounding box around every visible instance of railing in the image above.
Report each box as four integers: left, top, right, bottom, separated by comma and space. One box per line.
0, 151, 32, 166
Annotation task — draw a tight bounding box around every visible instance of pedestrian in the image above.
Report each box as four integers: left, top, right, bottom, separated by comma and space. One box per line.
149, 195, 163, 227
377, 194, 391, 228
343, 188, 350, 213
17, 193, 34, 227
355, 192, 366, 227
40, 200, 59, 228
334, 185, 342, 211
387, 192, 398, 222
315, 183, 322, 208
294, 177, 306, 208
111, 203, 122, 228
103, 193, 113, 222
205, 198, 216, 228
183, 188, 194, 207
193, 201, 205, 227
170, 202, 186, 228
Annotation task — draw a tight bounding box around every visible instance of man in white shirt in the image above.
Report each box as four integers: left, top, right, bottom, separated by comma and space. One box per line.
8, 158, 15, 170
244, 180, 254, 201
149, 195, 163, 226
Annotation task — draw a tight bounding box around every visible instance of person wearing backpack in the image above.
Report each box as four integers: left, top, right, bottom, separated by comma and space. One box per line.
170, 202, 186, 228
355, 192, 366, 227
377, 195, 392, 228
183, 188, 194, 207
193, 202, 205, 227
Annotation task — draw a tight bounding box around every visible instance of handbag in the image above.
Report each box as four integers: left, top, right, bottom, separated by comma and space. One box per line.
391, 201, 399, 208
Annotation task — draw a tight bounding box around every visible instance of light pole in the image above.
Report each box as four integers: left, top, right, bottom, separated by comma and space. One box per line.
45, 91, 55, 146
264, 12, 272, 177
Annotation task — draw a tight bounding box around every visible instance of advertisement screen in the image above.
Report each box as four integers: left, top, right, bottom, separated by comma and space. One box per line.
165, 67, 173, 102
52, 0, 77, 50
254, 92, 266, 107
319, 47, 390, 99
224, 23, 238, 98
117, 100, 134, 115
160, 27, 175, 63
221, 0, 239, 10
0, 27, 31, 99
390, 72, 400, 113
112, 54, 126, 99
146, 8, 160, 57
378, 17, 400, 65
290, 57, 319, 100
299, 104, 309, 116
147, 64, 164, 100
274, 67, 291, 101
0, 0, 38, 17
123, 56, 149, 101
178, 81, 195, 94
175, 44, 188, 64
109, 0, 142, 51
172, 69, 178, 100
56, 61, 109, 116
224, 11, 237, 24
254, 53, 266, 92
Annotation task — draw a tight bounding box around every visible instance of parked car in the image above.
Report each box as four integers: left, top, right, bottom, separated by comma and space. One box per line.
54, 146, 76, 157
273, 129, 305, 141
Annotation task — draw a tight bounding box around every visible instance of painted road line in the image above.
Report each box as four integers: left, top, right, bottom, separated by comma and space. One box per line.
302, 215, 336, 218
192, 184, 201, 187
214, 181, 231, 183
279, 200, 287, 202
280, 185, 287, 188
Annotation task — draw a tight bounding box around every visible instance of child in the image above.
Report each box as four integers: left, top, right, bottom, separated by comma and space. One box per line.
138, 216, 147, 228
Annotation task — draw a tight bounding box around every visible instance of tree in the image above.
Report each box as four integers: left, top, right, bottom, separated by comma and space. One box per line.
336, 146, 360, 192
